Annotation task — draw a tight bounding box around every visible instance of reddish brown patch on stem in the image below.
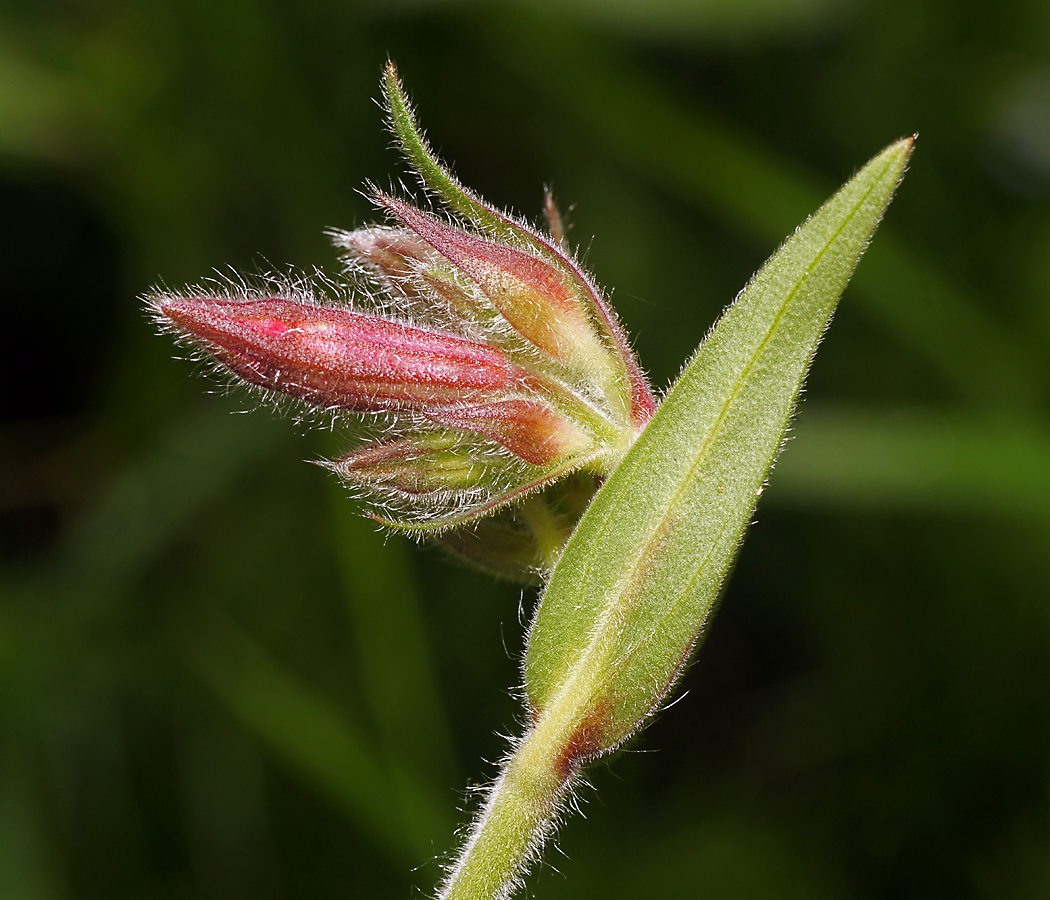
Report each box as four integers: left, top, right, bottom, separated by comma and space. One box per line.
554, 700, 615, 781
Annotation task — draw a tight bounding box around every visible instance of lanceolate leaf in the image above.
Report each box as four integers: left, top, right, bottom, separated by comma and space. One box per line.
524, 139, 914, 748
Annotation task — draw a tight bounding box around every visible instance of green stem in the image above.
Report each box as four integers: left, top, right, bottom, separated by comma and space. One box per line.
519, 496, 565, 571
438, 719, 576, 900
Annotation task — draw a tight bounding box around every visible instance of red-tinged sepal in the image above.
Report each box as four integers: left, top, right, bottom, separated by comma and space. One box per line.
382, 64, 657, 429
157, 295, 531, 412
425, 399, 594, 468
380, 194, 621, 382
151, 66, 663, 579
329, 429, 603, 534
332, 225, 484, 325
328, 433, 499, 496
543, 191, 569, 250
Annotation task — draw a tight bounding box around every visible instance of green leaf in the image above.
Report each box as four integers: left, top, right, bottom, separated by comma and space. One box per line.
524, 138, 913, 749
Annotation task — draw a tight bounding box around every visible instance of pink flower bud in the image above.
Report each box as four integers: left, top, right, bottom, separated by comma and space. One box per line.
380, 195, 614, 372
425, 399, 594, 468
158, 296, 531, 412
150, 65, 663, 568
330, 435, 493, 495
332, 226, 433, 285
333, 225, 477, 315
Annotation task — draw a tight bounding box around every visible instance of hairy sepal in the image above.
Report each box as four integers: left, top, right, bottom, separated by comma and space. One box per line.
383, 63, 656, 429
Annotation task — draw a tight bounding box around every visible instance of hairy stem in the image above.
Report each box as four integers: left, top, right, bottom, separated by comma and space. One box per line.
438, 719, 577, 900
519, 496, 566, 571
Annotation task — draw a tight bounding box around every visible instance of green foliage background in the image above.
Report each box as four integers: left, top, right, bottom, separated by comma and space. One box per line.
1, 1, 1048, 897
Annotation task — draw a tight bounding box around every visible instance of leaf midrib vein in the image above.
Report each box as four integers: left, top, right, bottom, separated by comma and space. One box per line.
540, 162, 891, 721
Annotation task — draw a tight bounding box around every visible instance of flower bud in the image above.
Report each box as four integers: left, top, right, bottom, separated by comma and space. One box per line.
425, 400, 594, 468
158, 296, 530, 412
332, 225, 433, 277
329, 434, 495, 496
334, 225, 482, 318
150, 64, 662, 576
380, 195, 618, 378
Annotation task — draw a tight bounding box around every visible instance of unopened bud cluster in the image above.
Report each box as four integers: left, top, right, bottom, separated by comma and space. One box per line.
151, 64, 656, 577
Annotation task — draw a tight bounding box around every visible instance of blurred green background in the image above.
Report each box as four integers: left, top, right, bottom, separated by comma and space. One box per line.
2, 0, 1049, 897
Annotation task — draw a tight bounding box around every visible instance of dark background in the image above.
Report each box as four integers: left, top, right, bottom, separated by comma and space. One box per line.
2, 1, 1049, 898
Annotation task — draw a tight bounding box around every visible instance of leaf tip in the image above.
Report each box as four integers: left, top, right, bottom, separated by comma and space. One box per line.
884, 134, 917, 173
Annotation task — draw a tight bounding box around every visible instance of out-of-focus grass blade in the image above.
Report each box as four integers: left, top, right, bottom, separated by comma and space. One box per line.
770, 406, 1050, 517
526, 140, 911, 741
182, 615, 453, 867
327, 480, 458, 778
399, 0, 839, 39
493, 16, 1040, 409
0, 33, 78, 161
328, 487, 460, 843
517, 0, 841, 39
0, 401, 289, 726
536, 813, 841, 900
0, 749, 65, 900
50, 401, 289, 606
